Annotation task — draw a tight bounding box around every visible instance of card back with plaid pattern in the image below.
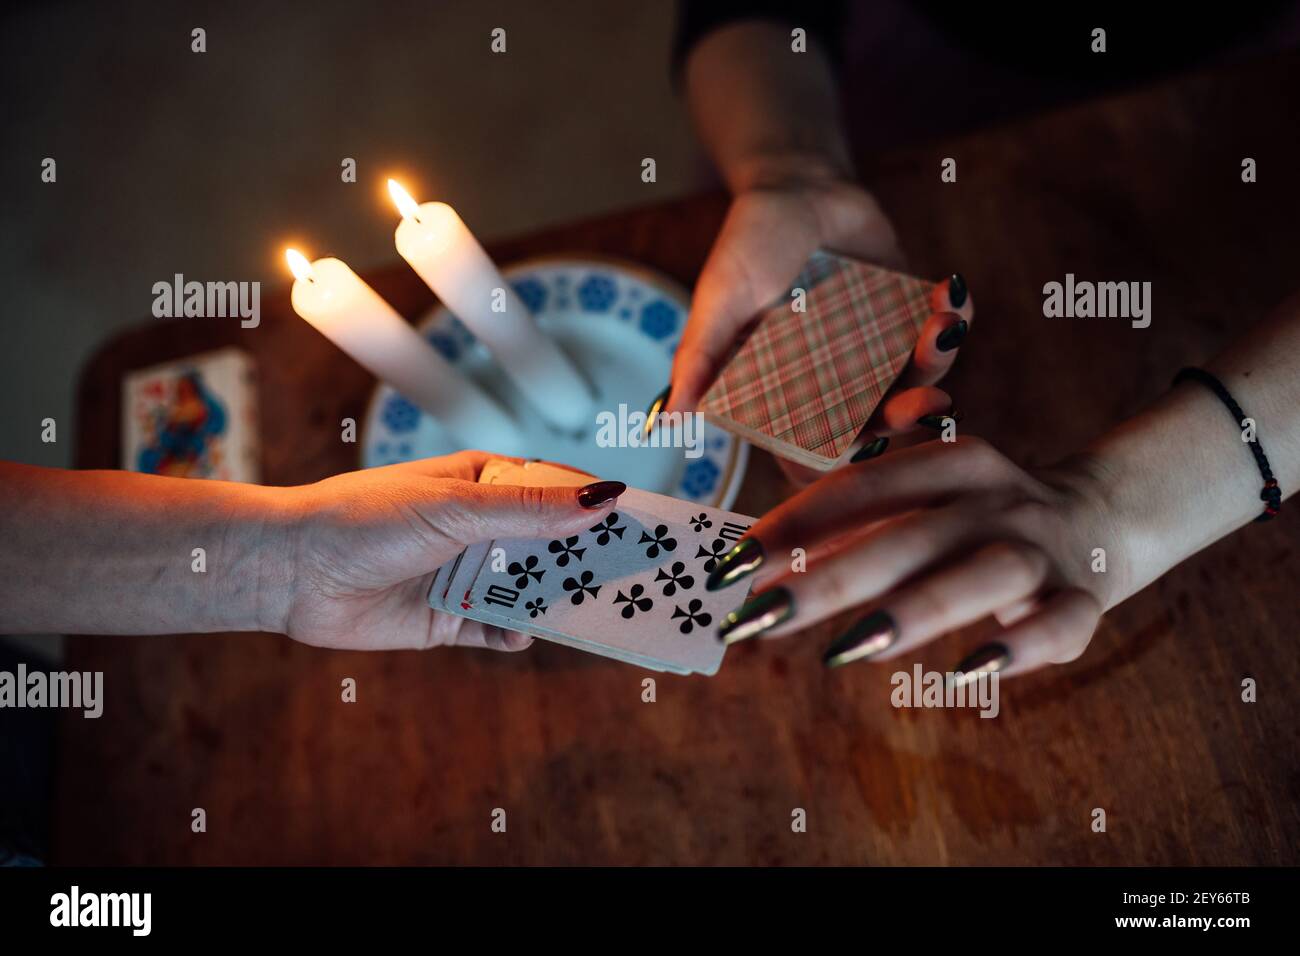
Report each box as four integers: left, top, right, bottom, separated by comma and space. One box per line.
699, 252, 933, 469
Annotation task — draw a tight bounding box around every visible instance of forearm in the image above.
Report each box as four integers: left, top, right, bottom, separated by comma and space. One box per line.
683, 20, 853, 192
0, 464, 297, 635
1079, 297, 1300, 608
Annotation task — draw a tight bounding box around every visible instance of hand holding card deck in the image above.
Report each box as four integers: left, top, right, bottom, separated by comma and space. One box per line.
698, 251, 935, 469
428, 459, 756, 675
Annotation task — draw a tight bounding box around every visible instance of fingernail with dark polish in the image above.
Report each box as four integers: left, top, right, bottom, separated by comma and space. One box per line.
947, 273, 968, 308
717, 587, 793, 645
643, 383, 671, 438
577, 480, 626, 509
950, 642, 1011, 687
706, 537, 765, 591
935, 319, 968, 352
917, 413, 957, 430
823, 610, 898, 667
850, 436, 889, 463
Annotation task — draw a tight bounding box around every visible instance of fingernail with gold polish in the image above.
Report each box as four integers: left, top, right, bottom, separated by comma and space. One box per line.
706, 537, 765, 591
850, 436, 889, 463
576, 480, 626, 509
643, 382, 671, 438
717, 587, 793, 645
823, 610, 898, 667
950, 642, 1011, 688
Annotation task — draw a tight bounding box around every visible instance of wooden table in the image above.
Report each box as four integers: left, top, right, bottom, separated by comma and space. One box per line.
59, 52, 1300, 865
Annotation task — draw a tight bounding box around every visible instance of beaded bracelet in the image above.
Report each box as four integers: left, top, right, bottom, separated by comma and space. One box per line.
1173, 367, 1282, 521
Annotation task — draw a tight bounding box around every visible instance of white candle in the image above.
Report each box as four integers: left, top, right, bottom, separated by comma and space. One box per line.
388, 180, 594, 432
285, 249, 523, 455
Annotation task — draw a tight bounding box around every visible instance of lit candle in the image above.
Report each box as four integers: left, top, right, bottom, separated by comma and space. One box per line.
388, 180, 594, 432
285, 248, 523, 454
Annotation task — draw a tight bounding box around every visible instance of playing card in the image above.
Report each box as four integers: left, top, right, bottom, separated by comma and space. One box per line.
122, 347, 260, 482
698, 251, 934, 469
462, 488, 754, 675
459, 545, 690, 673
463, 598, 686, 672
428, 557, 455, 613
429, 461, 584, 613
426, 458, 756, 674
436, 513, 689, 671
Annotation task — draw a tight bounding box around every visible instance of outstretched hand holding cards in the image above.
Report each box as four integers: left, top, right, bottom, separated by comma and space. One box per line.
428, 459, 755, 675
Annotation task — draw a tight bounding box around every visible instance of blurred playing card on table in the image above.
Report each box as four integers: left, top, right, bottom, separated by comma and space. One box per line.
121, 347, 259, 482
699, 251, 934, 469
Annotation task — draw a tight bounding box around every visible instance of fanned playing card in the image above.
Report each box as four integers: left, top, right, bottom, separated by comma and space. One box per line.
427, 460, 754, 675
698, 251, 934, 469
463, 489, 752, 675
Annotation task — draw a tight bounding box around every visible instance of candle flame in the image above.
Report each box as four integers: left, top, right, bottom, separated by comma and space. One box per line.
387, 179, 421, 221
285, 248, 314, 282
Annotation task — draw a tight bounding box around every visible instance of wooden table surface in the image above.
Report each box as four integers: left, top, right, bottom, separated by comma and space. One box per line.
59, 52, 1300, 865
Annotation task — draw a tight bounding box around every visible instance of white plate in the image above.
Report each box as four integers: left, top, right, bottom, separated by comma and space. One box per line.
361, 256, 748, 509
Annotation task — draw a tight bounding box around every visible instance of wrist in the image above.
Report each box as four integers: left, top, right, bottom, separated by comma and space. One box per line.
244, 484, 306, 635
684, 18, 854, 197
1039, 450, 1138, 612
1051, 386, 1254, 613
729, 151, 854, 194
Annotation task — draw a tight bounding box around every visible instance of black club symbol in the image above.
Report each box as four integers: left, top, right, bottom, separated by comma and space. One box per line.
507, 554, 544, 589
696, 538, 728, 573
589, 512, 626, 546
671, 598, 713, 634
525, 598, 547, 618
612, 583, 654, 619
654, 560, 695, 596
548, 536, 586, 567
639, 524, 678, 559
689, 513, 713, 533
562, 569, 601, 605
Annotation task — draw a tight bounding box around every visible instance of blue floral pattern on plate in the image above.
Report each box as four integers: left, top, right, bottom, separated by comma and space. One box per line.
381, 394, 421, 434
638, 300, 679, 340
511, 278, 547, 314
577, 275, 617, 312
681, 459, 721, 499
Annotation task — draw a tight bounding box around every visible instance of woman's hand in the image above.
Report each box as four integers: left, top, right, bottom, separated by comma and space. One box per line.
269, 451, 623, 652
650, 177, 974, 477
705, 436, 1122, 681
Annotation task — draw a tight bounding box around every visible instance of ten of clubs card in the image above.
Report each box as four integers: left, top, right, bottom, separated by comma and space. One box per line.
428, 460, 756, 675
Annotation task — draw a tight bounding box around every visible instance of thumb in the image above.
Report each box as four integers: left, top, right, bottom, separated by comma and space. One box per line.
669, 201, 819, 412
435, 479, 626, 546
670, 261, 762, 413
